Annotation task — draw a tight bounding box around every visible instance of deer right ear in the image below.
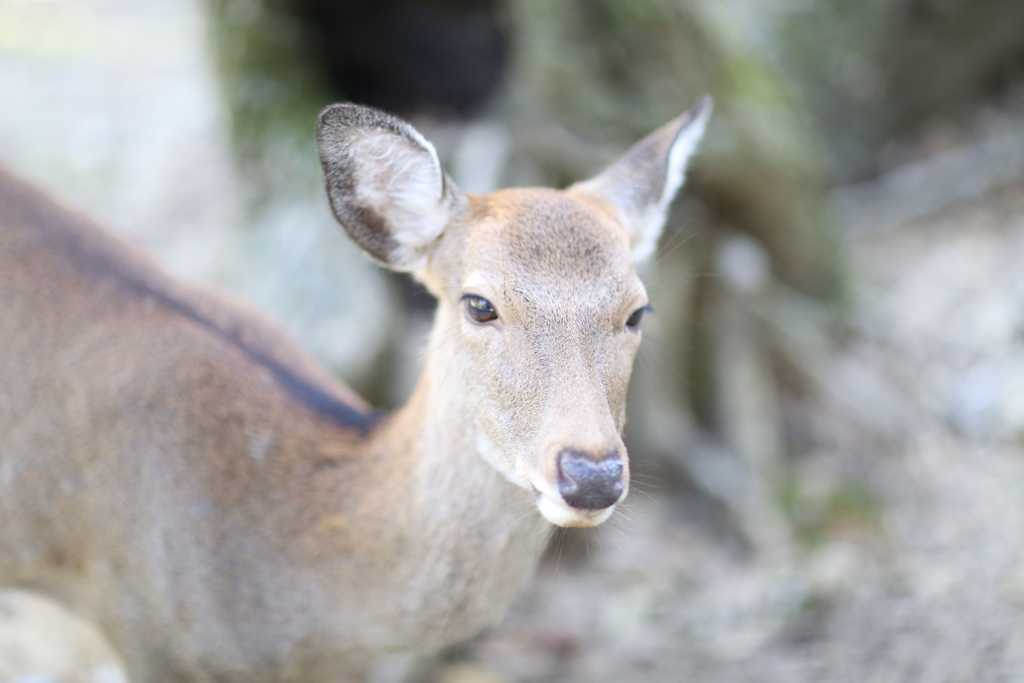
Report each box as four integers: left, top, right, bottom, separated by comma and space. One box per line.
316, 104, 467, 272
571, 96, 712, 267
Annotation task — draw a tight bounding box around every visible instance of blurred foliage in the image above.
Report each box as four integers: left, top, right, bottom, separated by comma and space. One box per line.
508, 0, 710, 135
508, 0, 844, 300
206, 0, 330, 201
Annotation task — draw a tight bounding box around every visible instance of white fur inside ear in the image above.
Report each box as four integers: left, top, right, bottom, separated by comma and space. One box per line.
632, 101, 712, 265
351, 127, 449, 269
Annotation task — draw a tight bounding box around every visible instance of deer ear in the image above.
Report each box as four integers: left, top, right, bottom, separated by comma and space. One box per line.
316, 104, 467, 272
572, 96, 712, 266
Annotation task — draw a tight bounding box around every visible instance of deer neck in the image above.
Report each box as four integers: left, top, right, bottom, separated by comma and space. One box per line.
376, 358, 550, 551
310, 330, 550, 651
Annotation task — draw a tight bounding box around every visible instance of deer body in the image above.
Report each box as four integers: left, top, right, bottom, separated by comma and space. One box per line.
0, 100, 709, 682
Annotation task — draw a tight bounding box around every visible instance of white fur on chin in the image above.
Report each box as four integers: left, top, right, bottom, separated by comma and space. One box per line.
537, 494, 616, 528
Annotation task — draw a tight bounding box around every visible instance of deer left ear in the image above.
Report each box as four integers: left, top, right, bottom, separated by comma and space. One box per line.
317, 103, 467, 272
571, 96, 712, 266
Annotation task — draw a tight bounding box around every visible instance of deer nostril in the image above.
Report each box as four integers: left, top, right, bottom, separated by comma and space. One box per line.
556, 449, 624, 511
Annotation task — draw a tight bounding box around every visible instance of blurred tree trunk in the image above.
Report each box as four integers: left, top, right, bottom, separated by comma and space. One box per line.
773, 0, 1024, 181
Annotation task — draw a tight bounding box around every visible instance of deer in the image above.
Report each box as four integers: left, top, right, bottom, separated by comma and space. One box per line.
0, 97, 710, 682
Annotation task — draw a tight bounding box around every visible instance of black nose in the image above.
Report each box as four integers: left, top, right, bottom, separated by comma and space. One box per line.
556, 449, 624, 511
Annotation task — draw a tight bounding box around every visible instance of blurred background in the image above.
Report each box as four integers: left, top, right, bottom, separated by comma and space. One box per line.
3, 0, 1024, 681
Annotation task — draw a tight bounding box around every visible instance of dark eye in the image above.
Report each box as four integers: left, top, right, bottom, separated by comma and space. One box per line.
464, 295, 498, 323
625, 305, 650, 331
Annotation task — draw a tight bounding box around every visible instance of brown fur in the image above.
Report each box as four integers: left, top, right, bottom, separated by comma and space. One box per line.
0, 100, 708, 681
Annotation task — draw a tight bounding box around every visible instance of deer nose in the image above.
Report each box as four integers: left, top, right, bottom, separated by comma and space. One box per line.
556, 449, 624, 511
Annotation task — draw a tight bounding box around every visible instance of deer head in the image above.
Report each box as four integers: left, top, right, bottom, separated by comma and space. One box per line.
317, 98, 711, 527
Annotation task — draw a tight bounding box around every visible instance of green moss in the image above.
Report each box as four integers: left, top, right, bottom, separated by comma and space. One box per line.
205, 0, 333, 208
778, 471, 886, 551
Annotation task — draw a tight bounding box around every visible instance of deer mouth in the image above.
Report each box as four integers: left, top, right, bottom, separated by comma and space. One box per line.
534, 491, 618, 528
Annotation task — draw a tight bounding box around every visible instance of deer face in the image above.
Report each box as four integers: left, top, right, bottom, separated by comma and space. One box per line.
421, 188, 650, 526
317, 98, 710, 527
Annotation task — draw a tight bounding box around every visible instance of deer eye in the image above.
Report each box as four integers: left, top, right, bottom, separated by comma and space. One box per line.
625, 305, 650, 331
463, 295, 498, 323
